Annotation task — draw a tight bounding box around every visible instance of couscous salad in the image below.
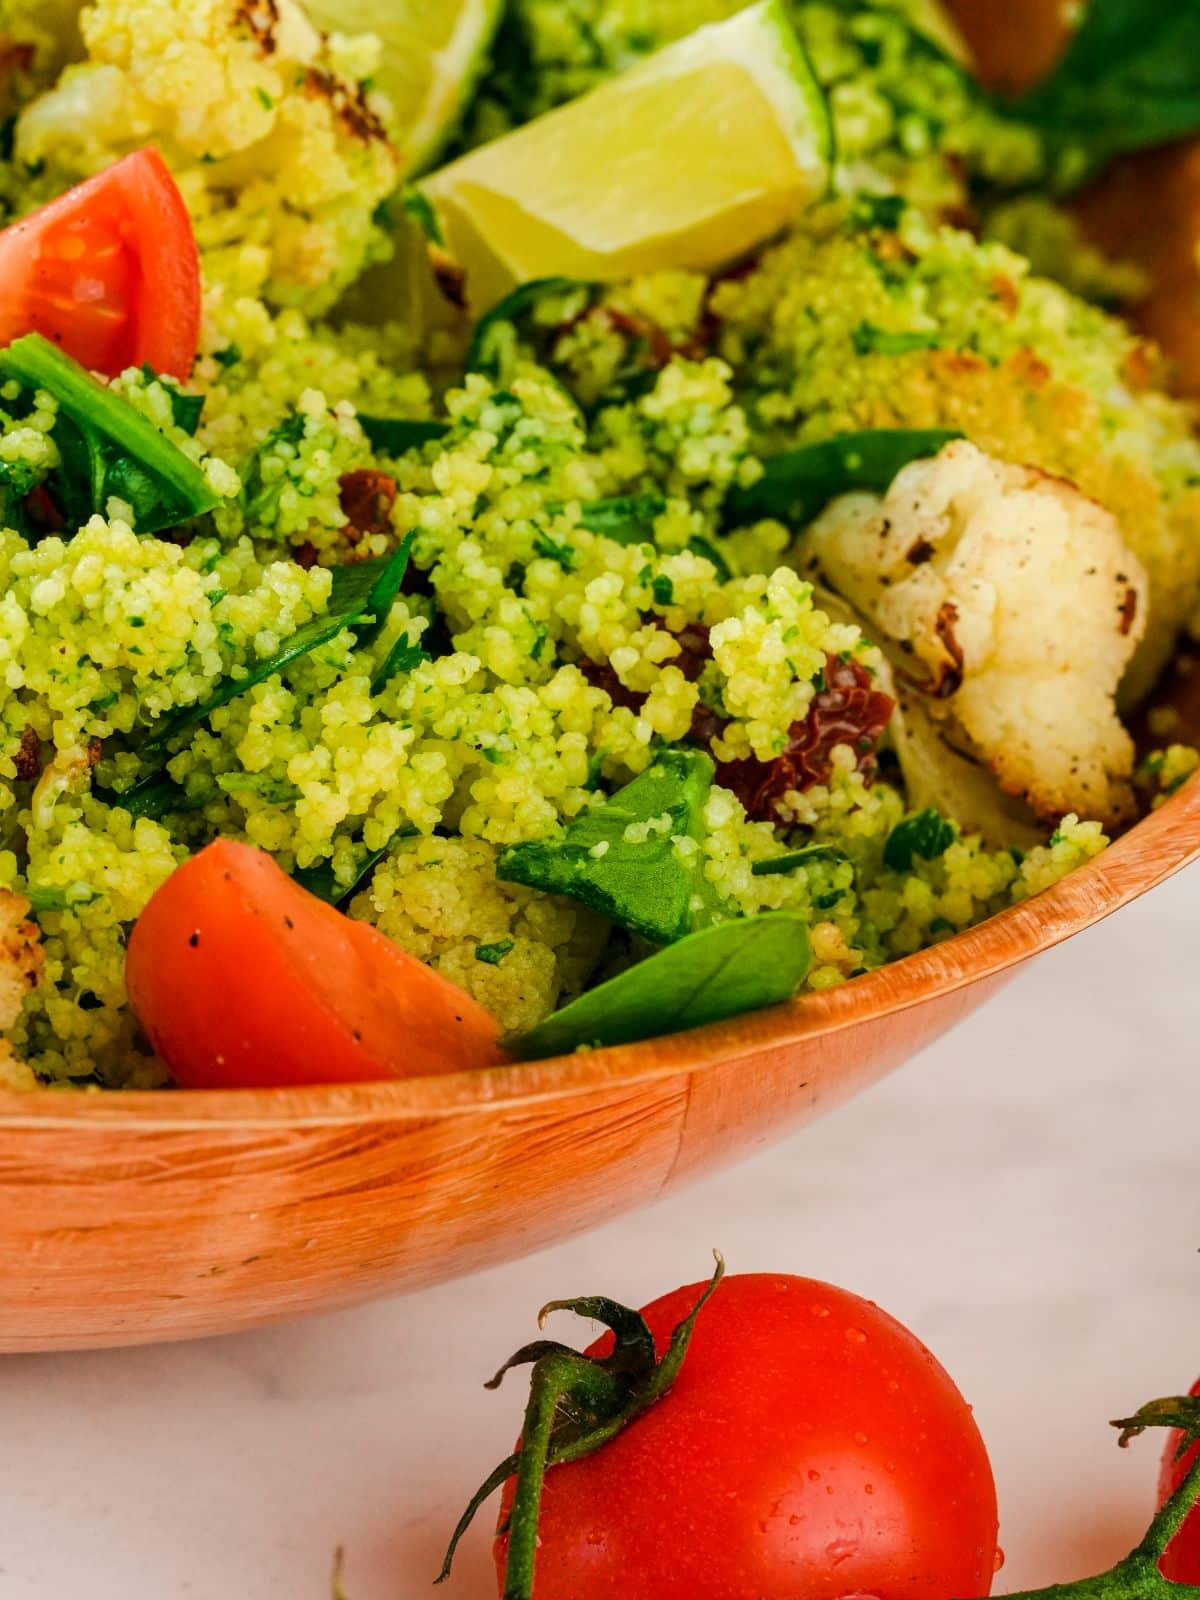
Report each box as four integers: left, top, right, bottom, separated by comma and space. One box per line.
0, 0, 1197, 1089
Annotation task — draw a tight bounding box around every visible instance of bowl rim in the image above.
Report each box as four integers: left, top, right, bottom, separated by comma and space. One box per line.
3, 777, 1198, 1131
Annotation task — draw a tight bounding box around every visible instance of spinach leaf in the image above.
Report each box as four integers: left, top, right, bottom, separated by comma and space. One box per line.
292, 826, 417, 906
512, 909, 813, 1059
1004, 0, 1200, 184
141, 533, 413, 754
358, 414, 448, 455
467, 277, 592, 378
751, 845, 847, 877
725, 429, 962, 529
577, 493, 667, 545
497, 749, 721, 945
883, 808, 956, 872
0, 335, 221, 535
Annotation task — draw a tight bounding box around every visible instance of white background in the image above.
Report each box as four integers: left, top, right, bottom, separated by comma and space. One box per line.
0, 866, 1196, 1599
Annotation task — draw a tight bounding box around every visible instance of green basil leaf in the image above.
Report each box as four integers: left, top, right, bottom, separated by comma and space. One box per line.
883, 808, 957, 872
512, 910, 813, 1059
141, 534, 414, 753
0, 335, 221, 535
1005, 0, 1200, 184
497, 749, 720, 944
358, 414, 448, 455
726, 429, 963, 529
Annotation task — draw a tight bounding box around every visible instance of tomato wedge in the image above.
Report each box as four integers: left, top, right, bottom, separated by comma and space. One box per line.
0, 148, 201, 379
125, 839, 508, 1089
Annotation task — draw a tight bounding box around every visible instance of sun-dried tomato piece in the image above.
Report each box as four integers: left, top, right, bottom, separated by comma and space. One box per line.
714, 655, 895, 822
338, 469, 397, 544
580, 658, 644, 713
13, 725, 41, 782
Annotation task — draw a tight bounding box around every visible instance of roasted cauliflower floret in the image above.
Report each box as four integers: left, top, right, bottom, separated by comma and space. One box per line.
807, 441, 1148, 829
11, 0, 398, 310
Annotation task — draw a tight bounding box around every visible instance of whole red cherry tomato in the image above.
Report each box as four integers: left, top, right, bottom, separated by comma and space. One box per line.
1158, 1378, 1200, 1580
495, 1272, 999, 1600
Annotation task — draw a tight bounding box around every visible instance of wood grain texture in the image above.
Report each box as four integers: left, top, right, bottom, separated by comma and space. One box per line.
0, 775, 1197, 1352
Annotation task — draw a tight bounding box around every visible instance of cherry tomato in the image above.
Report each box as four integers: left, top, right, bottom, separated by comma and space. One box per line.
0, 148, 201, 379
125, 839, 508, 1089
1157, 1378, 1200, 1580
496, 1273, 999, 1600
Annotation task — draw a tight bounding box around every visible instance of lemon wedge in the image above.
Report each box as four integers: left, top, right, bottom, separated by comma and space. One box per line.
303, 0, 504, 176
420, 0, 833, 312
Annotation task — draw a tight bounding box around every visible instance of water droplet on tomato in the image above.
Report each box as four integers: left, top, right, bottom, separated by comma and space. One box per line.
811, 1303, 831, 1318
789, 1515, 802, 1527
853, 1431, 869, 1446
994, 1548, 1006, 1572
845, 1327, 867, 1345
826, 1540, 857, 1566
808, 1469, 821, 1482
885, 1460, 896, 1474
886, 1378, 900, 1393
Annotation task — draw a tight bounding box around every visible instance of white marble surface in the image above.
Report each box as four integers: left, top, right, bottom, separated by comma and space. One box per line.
1, 866, 1197, 1599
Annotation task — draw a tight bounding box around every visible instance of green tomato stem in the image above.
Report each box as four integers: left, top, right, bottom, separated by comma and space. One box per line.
992, 1449, 1200, 1600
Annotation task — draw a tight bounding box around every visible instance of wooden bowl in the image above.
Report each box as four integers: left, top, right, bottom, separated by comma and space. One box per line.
0, 774, 1196, 1353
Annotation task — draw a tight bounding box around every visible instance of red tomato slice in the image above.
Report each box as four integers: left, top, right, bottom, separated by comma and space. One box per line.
125, 839, 509, 1089
496, 1274, 999, 1600
0, 148, 201, 379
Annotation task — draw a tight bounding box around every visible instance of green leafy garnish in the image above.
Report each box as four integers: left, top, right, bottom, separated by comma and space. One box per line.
751, 844, 846, 877
725, 428, 962, 529
24, 884, 101, 913
99, 773, 216, 821
0, 334, 222, 536
141, 534, 414, 754
292, 827, 416, 907
140, 366, 205, 435
371, 629, 429, 694
576, 493, 667, 545
883, 808, 956, 872
475, 938, 515, 965
466, 277, 591, 379
358, 414, 448, 455
512, 910, 813, 1059
1003, 0, 1200, 186
239, 412, 306, 525
497, 749, 720, 945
